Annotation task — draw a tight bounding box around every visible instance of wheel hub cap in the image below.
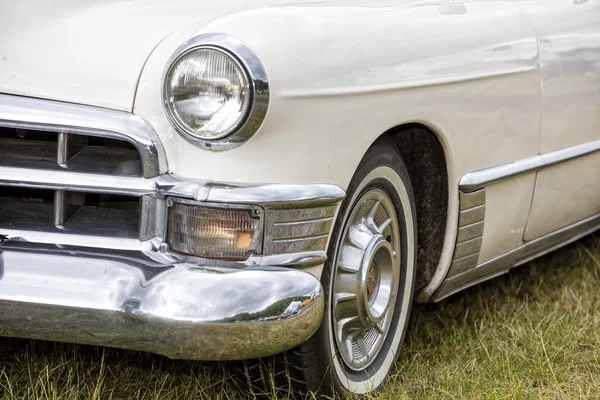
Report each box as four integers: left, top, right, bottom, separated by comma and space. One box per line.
366, 260, 379, 301
332, 189, 401, 371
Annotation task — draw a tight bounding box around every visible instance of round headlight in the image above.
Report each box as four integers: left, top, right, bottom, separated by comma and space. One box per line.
165, 47, 251, 140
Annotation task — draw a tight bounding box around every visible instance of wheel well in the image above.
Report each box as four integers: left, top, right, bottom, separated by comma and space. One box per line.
387, 123, 448, 290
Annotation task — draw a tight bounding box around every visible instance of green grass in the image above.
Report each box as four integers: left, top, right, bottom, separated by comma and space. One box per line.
1, 233, 599, 399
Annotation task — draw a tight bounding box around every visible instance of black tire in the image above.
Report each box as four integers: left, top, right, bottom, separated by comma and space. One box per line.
236, 137, 418, 399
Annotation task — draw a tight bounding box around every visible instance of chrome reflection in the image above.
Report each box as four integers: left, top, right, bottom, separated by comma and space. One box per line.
0, 249, 324, 360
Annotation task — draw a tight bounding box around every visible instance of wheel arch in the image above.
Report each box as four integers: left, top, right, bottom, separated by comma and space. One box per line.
374, 122, 452, 296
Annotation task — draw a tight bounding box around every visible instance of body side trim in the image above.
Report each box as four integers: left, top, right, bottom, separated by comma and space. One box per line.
434, 213, 600, 301
459, 140, 600, 193
282, 66, 536, 98
445, 190, 486, 279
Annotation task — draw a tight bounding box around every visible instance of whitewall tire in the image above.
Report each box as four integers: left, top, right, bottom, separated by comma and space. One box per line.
236, 137, 417, 398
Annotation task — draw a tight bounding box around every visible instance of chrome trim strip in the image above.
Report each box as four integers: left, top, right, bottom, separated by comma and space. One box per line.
460, 156, 543, 192
459, 189, 486, 209
0, 165, 214, 200
0, 94, 166, 178
247, 251, 328, 268
434, 247, 521, 301
446, 189, 486, 278
516, 213, 600, 267
206, 183, 346, 208
457, 221, 484, 242
458, 204, 486, 227
542, 140, 600, 167
0, 249, 324, 360
163, 33, 269, 152
453, 237, 484, 260
459, 140, 600, 192
0, 165, 167, 195
270, 234, 330, 254
448, 253, 480, 277
272, 218, 334, 240
1, 229, 151, 252
433, 271, 508, 302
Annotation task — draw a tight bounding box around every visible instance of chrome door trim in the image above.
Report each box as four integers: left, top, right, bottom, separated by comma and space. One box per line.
542, 140, 600, 167
459, 140, 600, 192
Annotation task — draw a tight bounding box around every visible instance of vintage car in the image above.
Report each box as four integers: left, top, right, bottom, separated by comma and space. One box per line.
0, 0, 598, 397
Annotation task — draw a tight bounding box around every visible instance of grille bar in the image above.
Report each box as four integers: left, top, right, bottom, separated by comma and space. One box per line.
55, 132, 68, 226
0, 165, 158, 194
0, 93, 166, 178
53, 189, 66, 226
57, 132, 69, 164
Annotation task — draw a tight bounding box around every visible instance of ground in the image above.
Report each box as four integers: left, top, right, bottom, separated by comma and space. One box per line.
1, 233, 598, 399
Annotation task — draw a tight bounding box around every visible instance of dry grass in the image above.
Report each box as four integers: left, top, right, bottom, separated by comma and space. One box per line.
1, 233, 599, 399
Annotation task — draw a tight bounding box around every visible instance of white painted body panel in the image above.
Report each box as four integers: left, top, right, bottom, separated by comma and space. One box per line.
479, 173, 537, 263
525, 153, 600, 240
0, 0, 306, 111
0, 0, 597, 301
518, 0, 600, 241
134, 0, 541, 298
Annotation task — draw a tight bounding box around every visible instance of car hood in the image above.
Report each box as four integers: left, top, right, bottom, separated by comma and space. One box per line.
0, 0, 309, 111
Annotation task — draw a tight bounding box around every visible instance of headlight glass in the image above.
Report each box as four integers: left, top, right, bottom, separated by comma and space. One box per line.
166, 48, 251, 140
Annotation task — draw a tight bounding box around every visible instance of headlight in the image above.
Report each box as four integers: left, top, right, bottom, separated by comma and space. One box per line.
164, 34, 269, 151
166, 48, 250, 140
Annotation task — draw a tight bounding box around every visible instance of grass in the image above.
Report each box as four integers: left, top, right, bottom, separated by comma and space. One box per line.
1, 233, 599, 399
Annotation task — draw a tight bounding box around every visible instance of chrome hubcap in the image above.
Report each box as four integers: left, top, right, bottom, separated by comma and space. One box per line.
332, 189, 401, 371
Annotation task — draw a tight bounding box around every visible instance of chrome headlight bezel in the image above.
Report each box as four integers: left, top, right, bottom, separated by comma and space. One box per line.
162, 33, 269, 151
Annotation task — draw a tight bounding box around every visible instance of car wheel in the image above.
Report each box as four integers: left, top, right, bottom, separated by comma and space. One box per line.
236, 137, 417, 398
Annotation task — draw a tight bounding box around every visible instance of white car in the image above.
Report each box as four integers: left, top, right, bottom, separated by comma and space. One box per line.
0, 0, 598, 397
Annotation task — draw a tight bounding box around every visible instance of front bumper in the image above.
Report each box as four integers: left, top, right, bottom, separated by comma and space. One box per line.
0, 93, 344, 360
0, 249, 324, 360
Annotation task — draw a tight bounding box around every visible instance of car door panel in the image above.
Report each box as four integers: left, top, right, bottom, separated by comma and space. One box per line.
525, 152, 600, 240
517, 0, 600, 241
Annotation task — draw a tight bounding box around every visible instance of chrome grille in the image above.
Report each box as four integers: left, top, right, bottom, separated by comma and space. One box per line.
0, 126, 143, 237
0, 94, 345, 267
0, 187, 140, 239
0, 127, 142, 177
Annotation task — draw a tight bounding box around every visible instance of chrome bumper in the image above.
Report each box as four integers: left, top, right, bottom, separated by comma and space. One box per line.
0, 249, 324, 360
0, 93, 344, 360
